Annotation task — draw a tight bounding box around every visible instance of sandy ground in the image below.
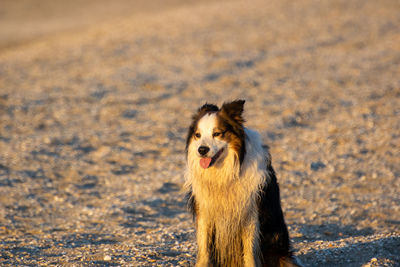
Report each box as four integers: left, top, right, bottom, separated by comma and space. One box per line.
0, 0, 399, 266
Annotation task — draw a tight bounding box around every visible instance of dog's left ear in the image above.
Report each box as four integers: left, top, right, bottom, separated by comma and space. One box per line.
220, 99, 245, 124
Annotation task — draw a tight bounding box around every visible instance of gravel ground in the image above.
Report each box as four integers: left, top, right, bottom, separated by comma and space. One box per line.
0, 0, 399, 266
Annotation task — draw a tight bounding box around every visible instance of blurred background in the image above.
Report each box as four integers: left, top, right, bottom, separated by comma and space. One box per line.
0, 0, 399, 266
0, 0, 212, 49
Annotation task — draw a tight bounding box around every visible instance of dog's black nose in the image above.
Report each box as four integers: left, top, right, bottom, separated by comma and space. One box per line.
198, 146, 210, 156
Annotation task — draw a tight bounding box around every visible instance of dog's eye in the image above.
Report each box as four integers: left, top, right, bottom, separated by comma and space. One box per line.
195, 133, 201, 138
213, 132, 221, 137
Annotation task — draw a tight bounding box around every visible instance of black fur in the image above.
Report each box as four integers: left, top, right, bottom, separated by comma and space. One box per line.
185, 189, 196, 220
220, 100, 246, 125
219, 100, 246, 164
258, 157, 294, 265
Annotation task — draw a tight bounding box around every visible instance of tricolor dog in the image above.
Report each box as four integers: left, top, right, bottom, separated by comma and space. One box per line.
185, 100, 302, 267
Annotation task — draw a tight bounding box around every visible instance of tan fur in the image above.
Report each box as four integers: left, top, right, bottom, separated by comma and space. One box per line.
185, 129, 267, 267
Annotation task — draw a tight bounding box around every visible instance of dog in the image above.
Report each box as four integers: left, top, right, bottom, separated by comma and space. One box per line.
184, 100, 302, 267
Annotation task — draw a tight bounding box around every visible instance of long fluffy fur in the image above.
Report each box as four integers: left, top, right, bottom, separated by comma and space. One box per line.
186, 128, 265, 266
185, 100, 301, 267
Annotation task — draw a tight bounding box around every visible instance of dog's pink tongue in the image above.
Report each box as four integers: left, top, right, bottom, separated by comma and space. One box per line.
200, 158, 212, 169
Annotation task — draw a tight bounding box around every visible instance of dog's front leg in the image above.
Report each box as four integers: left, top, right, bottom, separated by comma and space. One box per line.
196, 214, 210, 267
242, 215, 260, 267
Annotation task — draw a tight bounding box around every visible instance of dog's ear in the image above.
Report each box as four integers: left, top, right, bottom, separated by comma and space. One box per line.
193, 103, 219, 123
198, 103, 219, 113
220, 99, 245, 124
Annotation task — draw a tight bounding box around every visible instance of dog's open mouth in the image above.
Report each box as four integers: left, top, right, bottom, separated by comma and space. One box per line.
199, 148, 224, 169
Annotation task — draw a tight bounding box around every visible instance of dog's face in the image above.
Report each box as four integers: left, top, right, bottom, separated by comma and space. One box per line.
192, 112, 228, 168
186, 100, 246, 169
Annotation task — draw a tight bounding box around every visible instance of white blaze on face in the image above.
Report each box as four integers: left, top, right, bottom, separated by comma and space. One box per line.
191, 113, 228, 165
197, 113, 218, 147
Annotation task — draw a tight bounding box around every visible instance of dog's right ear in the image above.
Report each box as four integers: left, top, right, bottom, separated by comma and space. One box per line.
198, 103, 219, 113
192, 103, 219, 123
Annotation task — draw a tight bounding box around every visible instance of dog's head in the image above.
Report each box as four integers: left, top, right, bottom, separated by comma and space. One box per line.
186, 100, 246, 169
